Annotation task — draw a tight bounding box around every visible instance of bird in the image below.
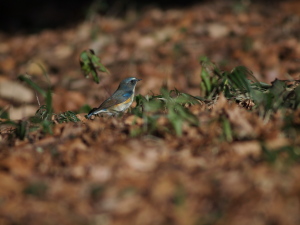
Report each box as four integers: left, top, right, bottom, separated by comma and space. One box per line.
87, 77, 141, 119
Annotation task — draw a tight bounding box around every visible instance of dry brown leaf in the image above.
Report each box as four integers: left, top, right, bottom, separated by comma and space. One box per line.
232, 141, 261, 158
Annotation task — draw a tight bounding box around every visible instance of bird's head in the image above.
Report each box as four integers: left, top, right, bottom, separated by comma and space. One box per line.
119, 77, 142, 89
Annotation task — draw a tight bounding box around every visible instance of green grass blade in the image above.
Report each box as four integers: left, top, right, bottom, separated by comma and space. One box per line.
18, 75, 46, 97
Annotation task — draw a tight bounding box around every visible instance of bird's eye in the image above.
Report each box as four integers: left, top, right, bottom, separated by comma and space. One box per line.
130, 80, 135, 84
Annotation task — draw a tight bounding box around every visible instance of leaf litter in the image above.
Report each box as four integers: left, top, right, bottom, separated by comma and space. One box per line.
1, 1, 300, 225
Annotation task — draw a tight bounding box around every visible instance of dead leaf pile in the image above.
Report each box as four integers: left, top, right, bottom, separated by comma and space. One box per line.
1, 98, 300, 225
1, 1, 300, 225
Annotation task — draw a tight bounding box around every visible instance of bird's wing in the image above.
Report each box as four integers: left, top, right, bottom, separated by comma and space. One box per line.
87, 91, 133, 118
97, 97, 123, 110
87, 97, 121, 118
97, 90, 133, 110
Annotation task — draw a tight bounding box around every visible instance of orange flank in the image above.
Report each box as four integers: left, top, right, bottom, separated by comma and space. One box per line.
113, 97, 132, 108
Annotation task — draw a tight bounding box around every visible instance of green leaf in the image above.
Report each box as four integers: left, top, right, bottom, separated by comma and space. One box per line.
18, 75, 46, 97
176, 105, 198, 125
0, 107, 9, 119
42, 120, 53, 134
269, 79, 286, 96
168, 109, 183, 136
56, 111, 80, 123
80, 49, 110, 84
293, 85, 300, 109
144, 99, 164, 112
201, 69, 212, 94
222, 118, 232, 142
15, 120, 28, 140
229, 66, 252, 93
32, 105, 48, 122
45, 90, 52, 117
91, 69, 99, 84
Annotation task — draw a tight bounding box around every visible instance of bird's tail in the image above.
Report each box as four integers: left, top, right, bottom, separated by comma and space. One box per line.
87, 108, 98, 119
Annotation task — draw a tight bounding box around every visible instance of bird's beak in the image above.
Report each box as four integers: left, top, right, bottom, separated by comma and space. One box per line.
136, 79, 142, 82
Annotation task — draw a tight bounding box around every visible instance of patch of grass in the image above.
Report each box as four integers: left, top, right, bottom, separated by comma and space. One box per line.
127, 57, 300, 139
13, 73, 80, 139
199, 57, 300, 117
18, 74, 54, 134
132, 88, 200, 136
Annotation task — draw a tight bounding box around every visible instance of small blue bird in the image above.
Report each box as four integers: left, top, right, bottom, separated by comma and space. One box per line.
87, 77, 141, 118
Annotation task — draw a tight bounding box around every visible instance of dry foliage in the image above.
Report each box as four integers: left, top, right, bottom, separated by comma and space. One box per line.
1, 1, 300, 225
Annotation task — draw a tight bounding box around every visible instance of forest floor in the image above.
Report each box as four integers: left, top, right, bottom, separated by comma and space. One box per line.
1, 1, 300, 225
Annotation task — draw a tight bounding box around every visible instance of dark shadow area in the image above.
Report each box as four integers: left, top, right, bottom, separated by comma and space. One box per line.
0, 0, 210, 33
0, 0, 288, 33
0, 0, 93, 33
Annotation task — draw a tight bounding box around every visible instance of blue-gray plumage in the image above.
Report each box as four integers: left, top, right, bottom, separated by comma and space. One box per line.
87, 77, 141, 118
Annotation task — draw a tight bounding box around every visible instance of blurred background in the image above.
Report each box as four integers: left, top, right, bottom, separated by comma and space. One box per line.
0, 0, 300, 119
2, 2, 300, 225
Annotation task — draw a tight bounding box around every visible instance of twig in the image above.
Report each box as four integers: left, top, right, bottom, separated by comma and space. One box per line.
35, 91, 41, 107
